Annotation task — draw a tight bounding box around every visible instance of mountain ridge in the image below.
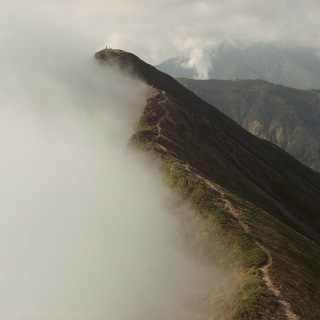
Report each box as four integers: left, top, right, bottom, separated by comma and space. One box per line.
177, 78, 320, 172
95, 47, 320, 320
155, 43, 320, 90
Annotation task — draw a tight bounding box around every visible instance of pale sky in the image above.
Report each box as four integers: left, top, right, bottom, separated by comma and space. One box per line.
2, 0, 320, 65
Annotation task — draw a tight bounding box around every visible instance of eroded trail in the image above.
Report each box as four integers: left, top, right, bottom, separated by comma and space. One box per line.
150, 90, 169, 140
183, 165, 299, 320
152, 93, 299, 319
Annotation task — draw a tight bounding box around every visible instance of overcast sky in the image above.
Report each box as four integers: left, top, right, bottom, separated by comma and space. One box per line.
2, 0, 320, 65
15, 0, 320, 63
0, 0, 320, 71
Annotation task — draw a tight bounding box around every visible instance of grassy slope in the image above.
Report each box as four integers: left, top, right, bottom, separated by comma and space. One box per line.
130, 91, 320, 320
95, 49, 320, 319
177, 78, 320, 172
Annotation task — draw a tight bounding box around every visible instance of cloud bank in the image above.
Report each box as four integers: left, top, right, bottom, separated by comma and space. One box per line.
7, 0, 319, 80
0, 2, 236, 319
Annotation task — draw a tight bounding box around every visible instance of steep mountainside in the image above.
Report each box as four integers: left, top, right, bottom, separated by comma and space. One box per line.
95, 48, 320, 320
156, 43, 320, 90
177, 78, 320, 172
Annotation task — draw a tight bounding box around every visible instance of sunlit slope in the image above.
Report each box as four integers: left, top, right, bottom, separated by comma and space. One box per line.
95, 48, 320, 320
177, 78, 320, 172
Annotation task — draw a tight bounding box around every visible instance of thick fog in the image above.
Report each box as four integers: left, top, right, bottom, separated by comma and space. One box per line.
0, 2, 236, 319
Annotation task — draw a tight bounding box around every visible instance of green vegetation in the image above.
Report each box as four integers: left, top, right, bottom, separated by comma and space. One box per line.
130, 93, 320, 319
130, 124, 279, 319
130, 128, 274, 318
233, 278, 273, 320
96, 48, 320, 319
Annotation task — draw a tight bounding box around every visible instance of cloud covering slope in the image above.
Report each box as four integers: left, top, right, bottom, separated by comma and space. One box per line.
0, 2, 232, 319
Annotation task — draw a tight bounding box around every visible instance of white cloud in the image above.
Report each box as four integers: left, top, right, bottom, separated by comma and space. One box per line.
3, 0, 319, 65
0, 2, 235, 319
7, 0, 318, 79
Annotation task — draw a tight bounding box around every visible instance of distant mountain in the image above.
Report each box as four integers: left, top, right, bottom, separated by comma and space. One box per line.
156, 43, 320, 90
177, 78, 320, 172
95, 48, 320, 320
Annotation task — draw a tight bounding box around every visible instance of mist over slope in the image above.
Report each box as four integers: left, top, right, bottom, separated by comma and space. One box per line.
0, 3, 233, 320
156, 42, 320, 89
96, 47, 320, 319
3, 1, 320, 319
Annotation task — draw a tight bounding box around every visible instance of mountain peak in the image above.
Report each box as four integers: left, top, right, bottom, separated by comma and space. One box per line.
95, 47, 140, 68
95, 47, 320, 319
95, 47, 198, 102
94, 46, 157, 84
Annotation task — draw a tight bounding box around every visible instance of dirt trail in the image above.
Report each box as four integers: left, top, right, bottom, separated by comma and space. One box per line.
155, 94, 169, 140
183, 165, 299, 320
153, 93, 299, 319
